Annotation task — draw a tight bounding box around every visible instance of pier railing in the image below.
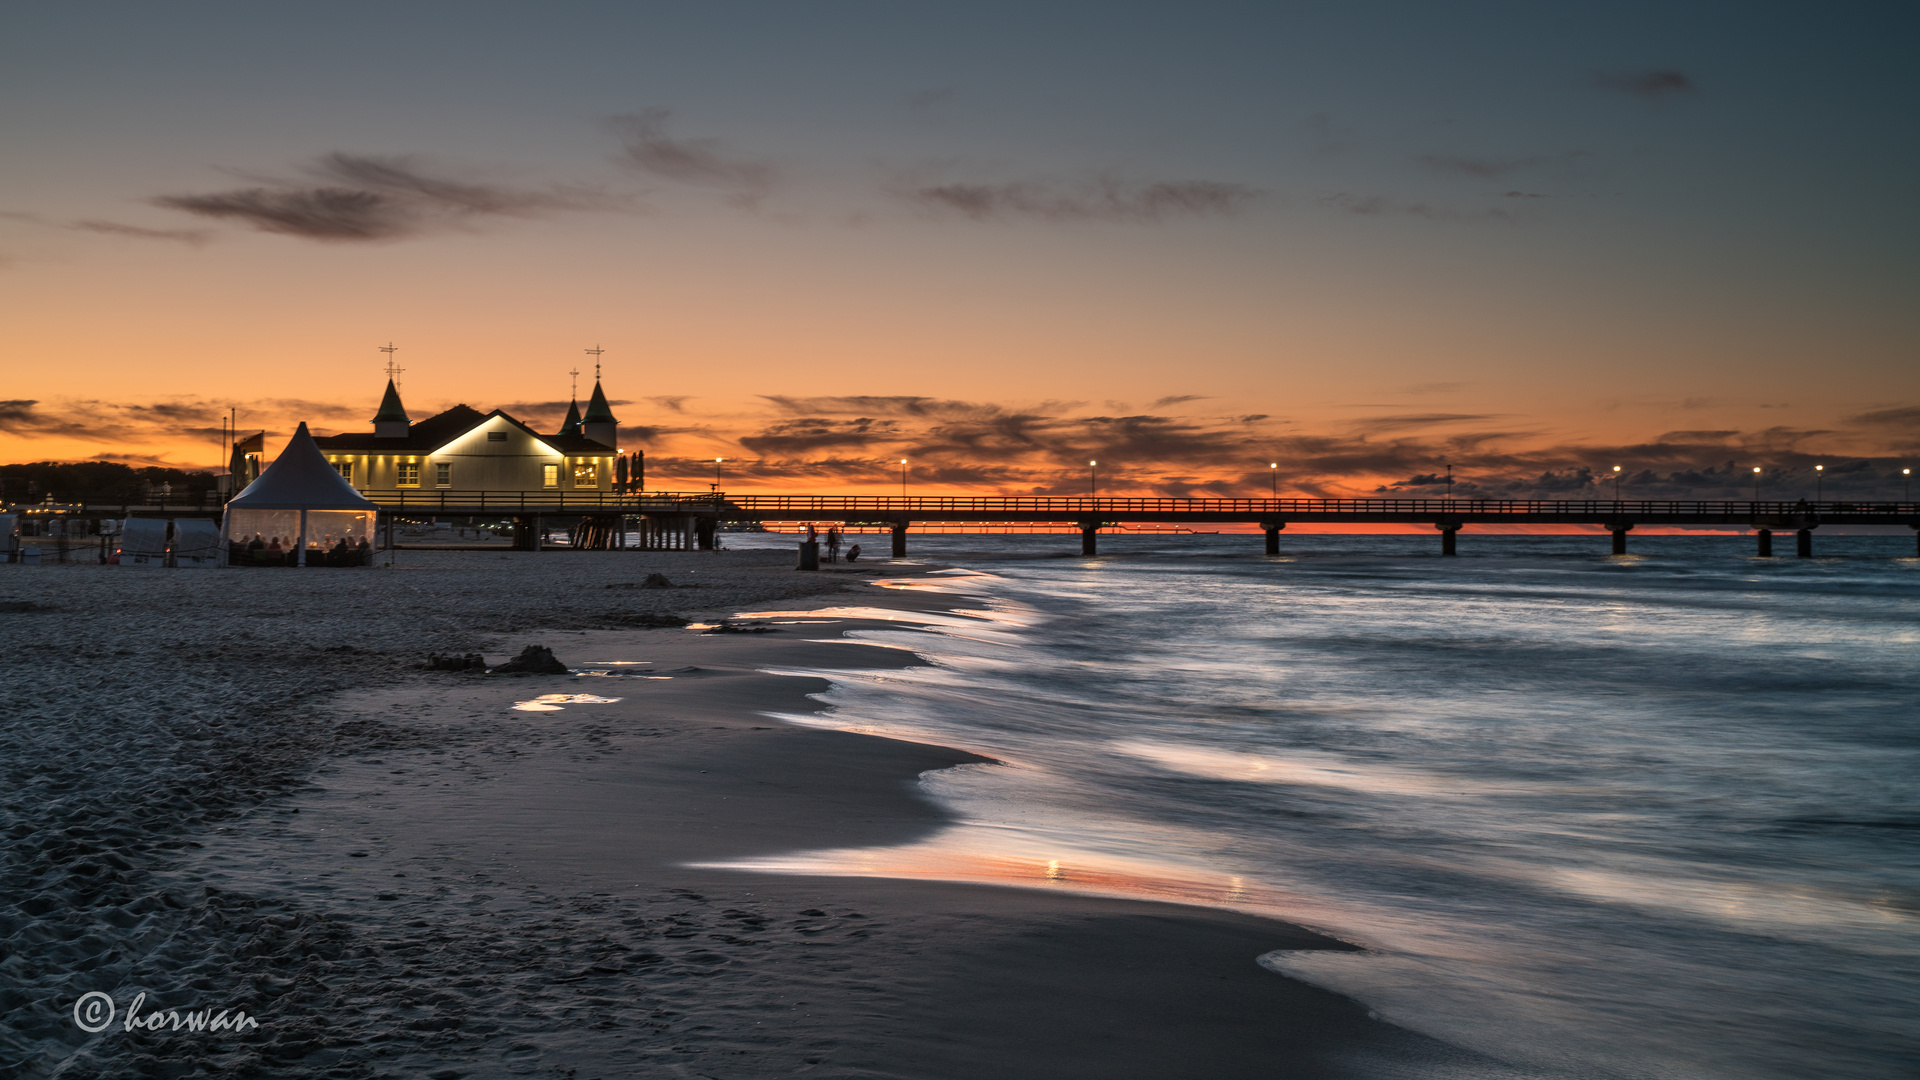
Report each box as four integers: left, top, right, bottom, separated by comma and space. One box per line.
717, 496, 1920, 524
366, 490, 722, 513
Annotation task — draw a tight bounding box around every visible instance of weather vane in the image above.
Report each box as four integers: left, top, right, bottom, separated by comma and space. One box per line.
568, 366, 580, 398
379, 342, 403, 386
585, 344, 604, 382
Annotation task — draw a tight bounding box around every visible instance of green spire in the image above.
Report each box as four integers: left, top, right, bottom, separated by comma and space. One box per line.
560, 398, 582, 436
372, 378, 409, 423
583, 380, 618, 424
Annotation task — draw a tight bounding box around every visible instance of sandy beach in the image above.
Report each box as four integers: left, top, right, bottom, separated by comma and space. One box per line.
1, 550, 1503, 1079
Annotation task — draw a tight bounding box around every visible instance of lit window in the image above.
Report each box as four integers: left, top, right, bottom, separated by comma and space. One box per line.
435, 462, 451, 487
332, 460, 353, 484
487, 431, 507, 443
397, 461, 420, 486
573, 460, 598, 486
542, 464, 559, 488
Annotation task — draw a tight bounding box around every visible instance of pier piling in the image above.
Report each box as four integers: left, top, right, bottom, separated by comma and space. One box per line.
1606, 521, 1634, 555
1797, 528, 1814, 558
891, 521, 909, 558
1261, 520, 1285, 555
1080, 521, 1100, 556
1437, 520, 1462, 556
1756, 529, 1773, 557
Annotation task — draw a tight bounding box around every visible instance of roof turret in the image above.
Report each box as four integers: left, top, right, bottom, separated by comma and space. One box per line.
373, 379, 409, 423
583, 380, 618, 424
559, 398, 582, 437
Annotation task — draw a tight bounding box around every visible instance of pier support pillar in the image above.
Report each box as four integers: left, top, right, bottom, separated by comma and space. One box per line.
891, 521, 909, 558
1605, 521, 1634, 555
696, 516, 715, 551
1261, 520, 1286, 556
1756, 529, 1772, 557
1436, 520, 1462, 556
1080, 521, 1100, 556
1796, 528, 1814, 558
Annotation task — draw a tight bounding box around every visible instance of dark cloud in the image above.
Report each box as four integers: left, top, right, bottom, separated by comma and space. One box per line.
1321, 193, 1515, 223
1420, 155, 1546, 179
1349, 413, 1498, 436
761, 395, 997, 419
154, 153, 625, 241
155, 186, 403, 240
1595, 69, 1696, 100
740, 417, 902, 455
902, 176, 1262, 223
1851, 406, 1920, 428
648, 396, 691, 413
605, 110, 775, 206
69, 220, 211, 244
1151, 395, 1208, 408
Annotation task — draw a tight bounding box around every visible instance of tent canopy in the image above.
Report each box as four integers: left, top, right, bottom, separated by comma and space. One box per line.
227, 423, 378, 511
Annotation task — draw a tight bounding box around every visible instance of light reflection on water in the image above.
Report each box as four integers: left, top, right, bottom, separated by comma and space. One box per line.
707, 533, 1920, 1080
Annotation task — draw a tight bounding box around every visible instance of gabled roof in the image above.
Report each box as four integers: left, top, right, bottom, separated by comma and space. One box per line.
311, 405, 614, 454
560, 399, 582, 436
373, 379, 409, 422
228, 423, 379, 511
583, 380, 618, 424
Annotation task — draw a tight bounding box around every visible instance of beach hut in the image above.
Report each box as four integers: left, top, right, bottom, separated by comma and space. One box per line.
224, 423, 380, 566
172, 519, 222, 567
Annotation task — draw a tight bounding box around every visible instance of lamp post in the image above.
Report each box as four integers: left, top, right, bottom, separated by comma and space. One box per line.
1814, 464, 1824, 501
713, 457, 723, 493
1445, 462, 1454, 499
1089, 460, 1098, 497
1905, 467, 1912, 501
1753, 466, 1762, 500
900, 459, 908, 498
1612, 465, 1622, 501
1270, 463, 1278, 498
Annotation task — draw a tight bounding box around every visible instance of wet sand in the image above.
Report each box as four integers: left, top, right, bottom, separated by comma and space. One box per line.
1, 552, 1508, 1078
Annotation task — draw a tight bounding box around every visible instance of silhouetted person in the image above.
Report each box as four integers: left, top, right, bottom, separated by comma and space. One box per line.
846, 544, 861, 563
826, 527, 841, 563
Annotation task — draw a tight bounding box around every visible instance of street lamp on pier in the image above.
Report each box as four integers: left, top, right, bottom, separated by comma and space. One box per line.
713, 458, 723, 493
900, 459, 908, 498
1814, 464, 1824, 501
1270, 463, 1278, 498
1612, 465, 1622, 501
1905, 467, 1912, 501
1088, 460, 1098, 497
1753, 466, 1762, 500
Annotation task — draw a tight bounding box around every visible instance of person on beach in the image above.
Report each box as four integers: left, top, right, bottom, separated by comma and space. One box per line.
846, 543, 860, 562
826, 527, 841, 563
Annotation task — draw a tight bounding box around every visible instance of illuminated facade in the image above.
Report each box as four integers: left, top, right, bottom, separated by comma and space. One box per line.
311, 379, 619, 497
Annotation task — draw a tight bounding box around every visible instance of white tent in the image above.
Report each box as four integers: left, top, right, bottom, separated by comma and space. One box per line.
225, 422, 380, 566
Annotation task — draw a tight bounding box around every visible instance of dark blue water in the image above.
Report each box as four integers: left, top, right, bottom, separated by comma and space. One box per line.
724, 533, 1920, 1079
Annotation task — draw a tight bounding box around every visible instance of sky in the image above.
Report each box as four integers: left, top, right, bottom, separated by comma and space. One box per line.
3, 1, 1917, 499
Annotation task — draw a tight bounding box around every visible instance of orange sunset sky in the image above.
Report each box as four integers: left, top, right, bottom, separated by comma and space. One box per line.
3, 3, 1915, 500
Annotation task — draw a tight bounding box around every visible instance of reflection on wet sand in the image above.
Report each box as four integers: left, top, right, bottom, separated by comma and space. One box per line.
693, 837, 1312, 921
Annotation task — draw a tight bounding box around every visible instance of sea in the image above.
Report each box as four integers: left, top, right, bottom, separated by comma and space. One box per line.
720, 531, 1919, 1080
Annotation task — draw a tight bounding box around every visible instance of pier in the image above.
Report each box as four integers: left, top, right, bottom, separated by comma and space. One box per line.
43, 494, 1920, 558
715, 496, 1920, 558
